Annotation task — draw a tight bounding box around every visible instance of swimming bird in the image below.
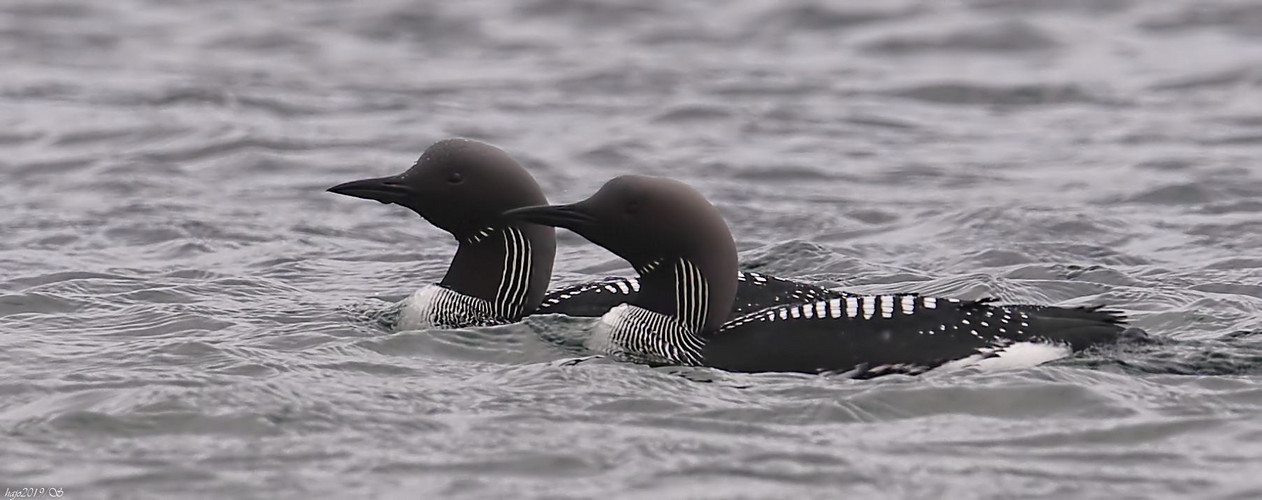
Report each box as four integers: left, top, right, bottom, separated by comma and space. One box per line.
327, 138, 845, 329
505, 175, 1134, 376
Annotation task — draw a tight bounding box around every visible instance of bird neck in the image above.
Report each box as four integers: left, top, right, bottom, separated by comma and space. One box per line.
440, 224, 555, 320
631, 256, 728, 334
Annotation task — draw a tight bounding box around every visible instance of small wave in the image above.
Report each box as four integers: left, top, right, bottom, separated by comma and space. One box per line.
1067, 335, 1262, 376
882, 82, 1112, 106
1148, 66, 1262, 91
861, 21, 1060, 55
747, 3, 917, 34
966, 0, 1134, 15
515, 0, 663, 26
651, 103, 735, 124
1140, 3, 1262, 38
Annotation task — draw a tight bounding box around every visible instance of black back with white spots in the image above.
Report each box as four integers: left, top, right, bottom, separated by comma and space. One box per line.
536, 271, 851, 319
702, 294, 1128, 376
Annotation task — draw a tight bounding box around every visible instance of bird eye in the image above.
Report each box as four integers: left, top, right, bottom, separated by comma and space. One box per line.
625, 200, 640, 215
447, 172, 464, 184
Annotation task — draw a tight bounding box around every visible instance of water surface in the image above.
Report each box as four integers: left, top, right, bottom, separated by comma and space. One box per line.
3, 0, 1262, 498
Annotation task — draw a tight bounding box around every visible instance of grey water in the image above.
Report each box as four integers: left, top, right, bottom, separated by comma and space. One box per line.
3, 0, 1262, 498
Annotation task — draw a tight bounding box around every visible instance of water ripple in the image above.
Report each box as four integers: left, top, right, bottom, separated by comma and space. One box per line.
4, 0, 1262, 496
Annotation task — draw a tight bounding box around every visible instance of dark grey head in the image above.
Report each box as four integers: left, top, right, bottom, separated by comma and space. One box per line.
328, 138, 552, 241
328, 138, 556, 316
506, 175, 738, 333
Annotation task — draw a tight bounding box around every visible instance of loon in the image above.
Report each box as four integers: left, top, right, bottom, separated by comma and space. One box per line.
505, 175, 1134, 376
327, 138, 846, 329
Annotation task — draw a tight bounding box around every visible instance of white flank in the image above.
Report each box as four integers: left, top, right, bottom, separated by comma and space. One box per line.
931, 342, 1073, 374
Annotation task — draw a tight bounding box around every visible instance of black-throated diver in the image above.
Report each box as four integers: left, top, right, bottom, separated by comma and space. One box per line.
506, 175, 1134, 376
327, 139, 847, 329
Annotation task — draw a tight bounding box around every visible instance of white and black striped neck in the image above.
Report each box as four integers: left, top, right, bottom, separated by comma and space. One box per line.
502, 175, 739, 332
628, 257, 717, 334
594, 303, 707, 366
439, 224, 554, 321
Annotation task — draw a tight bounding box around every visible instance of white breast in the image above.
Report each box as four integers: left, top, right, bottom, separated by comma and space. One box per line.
588, 303, 633, 354
590, 303, 706, 366
395, 285, 444, 331
393, 285, 500, 331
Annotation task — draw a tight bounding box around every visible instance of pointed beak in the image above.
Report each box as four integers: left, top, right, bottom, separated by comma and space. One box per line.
503, 203, 598, 230
326, 175, 415, 205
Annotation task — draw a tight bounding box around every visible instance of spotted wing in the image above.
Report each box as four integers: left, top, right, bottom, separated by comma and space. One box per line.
536, 276, 640, 317
703, 295, 1126, 376
731, 272, 854, 316
536, 271, 850, 319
